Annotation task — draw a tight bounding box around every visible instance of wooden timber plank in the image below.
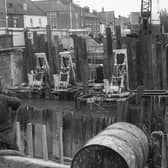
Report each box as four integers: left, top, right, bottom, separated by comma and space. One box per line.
116, 25, 122, 49
147, 34, 153, 89
59, 127, 64, 164
63, 113, 73, 157
34, 123, 43, 158
27, 123, 33, 157
53, 36, 60, 74
42, 125, 49, 161
156, 44, 162, 89
106, 27, 113, 82
0, 156, 70, 168
33, 31, 38, 52
16, 122, 22, 151
162, 46, 168, 89
47, 25, 54, 75
103, 37, 108, 79
42, 110, 52, 158
80, 37, 89, 95
52, 112, 59, 158
136, 40, 144, 86
152, 43, 158, 89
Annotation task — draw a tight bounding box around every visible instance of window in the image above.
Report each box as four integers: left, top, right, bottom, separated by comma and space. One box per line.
75, 13, 78, 19
52, 24, 57, 29
30, 18, 33, 27
23, 3, 28, 11
50, 13, 54, 20
54, 12, 57, 19
39, 18, 42, 27
13, 19, 17, 28
0, 12, 4, 18
7, 3, 13, 8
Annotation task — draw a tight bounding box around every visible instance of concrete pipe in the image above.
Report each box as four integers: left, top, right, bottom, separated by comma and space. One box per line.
71, 122, 149, 168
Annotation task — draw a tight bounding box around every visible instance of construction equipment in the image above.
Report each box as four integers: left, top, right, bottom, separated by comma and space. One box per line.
111, 49, 128, 93
53, 51, 75, 90
136, 0, 153, 87
103, 49, 128, 95
27, 53, 50, 88
140, 0, 152, 34
71, 122, 149, 168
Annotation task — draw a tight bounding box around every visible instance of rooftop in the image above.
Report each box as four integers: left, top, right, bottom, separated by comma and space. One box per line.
7, 0, 46, 16
33, 0, 70, 12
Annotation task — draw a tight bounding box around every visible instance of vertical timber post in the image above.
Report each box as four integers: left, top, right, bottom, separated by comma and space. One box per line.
27, 123, 33, 157
81, 37, 89, 95
47, 25, 54, 75
42, 124, 48, 161
16, 121, 22, 152
72, 35, 81, 82
161, 45, 167, 89
106, 27, 113, 82
53, 36, 60, 74
116, 25, 122, 49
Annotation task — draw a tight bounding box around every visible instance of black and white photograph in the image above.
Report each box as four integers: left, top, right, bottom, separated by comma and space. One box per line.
0, 0, 168, 167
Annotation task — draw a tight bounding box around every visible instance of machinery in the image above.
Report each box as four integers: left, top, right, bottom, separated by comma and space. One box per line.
53, 51, 75, 90
136, 0, 153, 87
111, 49, 128, 93
103, 49, 129, 96
27, 51, 75, 90
27, 53, 50, 89
140, 0, 152, 34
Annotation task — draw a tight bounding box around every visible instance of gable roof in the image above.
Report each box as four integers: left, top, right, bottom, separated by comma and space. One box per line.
7, 0, 46, 16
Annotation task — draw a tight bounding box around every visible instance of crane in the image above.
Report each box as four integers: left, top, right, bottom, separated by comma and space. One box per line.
137, 0, 153, 88
140, 0, 152, 34
138, 0, 161, 88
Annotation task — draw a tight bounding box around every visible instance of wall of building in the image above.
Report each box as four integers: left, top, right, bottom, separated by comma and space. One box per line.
24, 15, 47, 28
47, 10, 81, 29
10, 50, 24, 86
129, 12, 140, 25
8, 14, 24, 28
99, 11, 115, 34
0, 50, 24, 87
84, 15, 99, 36
0, 52, 11, 87
129, 12, 140, 34
56, 12, 70, 29
71, 5, 82, 29
0, 0, 7, 27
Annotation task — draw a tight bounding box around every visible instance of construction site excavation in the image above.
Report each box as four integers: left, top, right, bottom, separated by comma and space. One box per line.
0, 0, 168, 168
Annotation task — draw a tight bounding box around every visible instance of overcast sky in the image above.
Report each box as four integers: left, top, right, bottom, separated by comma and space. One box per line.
74, 0, 168, 17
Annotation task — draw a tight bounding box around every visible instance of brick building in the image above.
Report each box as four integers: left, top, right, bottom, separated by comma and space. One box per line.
82, 7, 100, 36
0, 0, 7, 27
129, 12, 140, 33
99, 10, 115, 34
6, 0, 47, 28
34, 0, 82, 29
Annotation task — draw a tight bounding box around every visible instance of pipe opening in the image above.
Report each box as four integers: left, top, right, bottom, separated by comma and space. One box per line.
71, 145, 128, 168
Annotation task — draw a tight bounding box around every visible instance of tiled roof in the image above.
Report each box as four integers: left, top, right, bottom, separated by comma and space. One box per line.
7, 0, 46, 16
33, 0, 70, 12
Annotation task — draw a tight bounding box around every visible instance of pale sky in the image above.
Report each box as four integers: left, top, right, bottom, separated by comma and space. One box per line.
74, 0, 168, 17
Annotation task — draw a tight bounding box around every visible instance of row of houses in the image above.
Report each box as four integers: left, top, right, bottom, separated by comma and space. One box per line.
0, 0, 116, 36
